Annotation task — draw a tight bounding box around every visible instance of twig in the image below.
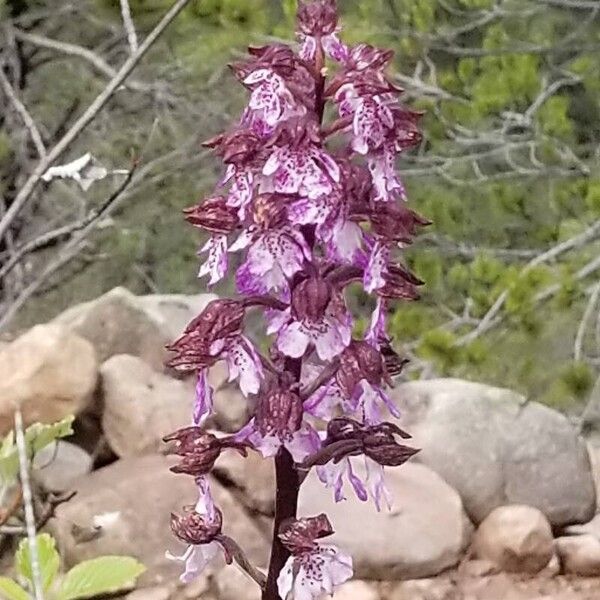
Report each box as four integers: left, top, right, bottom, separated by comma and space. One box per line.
0, 163, 137, 281
0, 164, 137, 330
574, 281, 600, 362
14, 409, 44, 600
0, 70, 46, 158
119, 0, 139, 53
0, 0, 193, 242
219, 535, 267, 589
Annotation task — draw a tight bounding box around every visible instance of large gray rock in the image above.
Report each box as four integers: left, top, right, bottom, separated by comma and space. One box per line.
472, 505, 554, 574
299, 462, 472, 580
393, 378, 595, 526
0, 324, 98, 433
53, 287, 214, 370
100, 355, 194, 457
49, 455, 269, 586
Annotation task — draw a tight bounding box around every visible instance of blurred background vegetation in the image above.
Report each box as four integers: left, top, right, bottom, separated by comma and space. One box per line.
1, 0, 600, 410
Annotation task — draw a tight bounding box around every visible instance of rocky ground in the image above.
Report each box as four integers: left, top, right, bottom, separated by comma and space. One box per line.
2, 287, 600, 599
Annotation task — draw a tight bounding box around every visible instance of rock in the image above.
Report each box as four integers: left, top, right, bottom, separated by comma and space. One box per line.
394, 378, 595, 526
136, 293, 217, 342
586, 442, 600, 511
126, 586, 172, 600
556, 534, 600, 576
49, 455, 269, 586
459, 559, 499, 577
33, 441, 93, 492
213, 450, 275, 515
54, 288, 215, 370
540, 553, 561, 578
100, 355, 194, 457
389, 578, 457, 600
472, 505, 554, 574
214, 567, 261, 600
0, 324, 97, 433
564, 513, 600, 539
299, 462, 472, 580
334, 580, 380, 600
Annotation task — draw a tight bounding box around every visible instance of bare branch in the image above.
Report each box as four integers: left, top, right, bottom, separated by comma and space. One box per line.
119, 0, 139, 53
574, 281, 600, 362
0, 69, 46, 158
0, 0, 193, 243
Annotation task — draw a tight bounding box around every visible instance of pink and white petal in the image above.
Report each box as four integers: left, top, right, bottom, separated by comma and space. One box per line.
366, 458, 393, 511
366, 298, 387, 346
304, 382, 343, 419
193, 370, 214, 425
324, 546, 354, 586
332, 220, 363, 263
229, 229, 253, 253
364, 241, 389, 293
378, 387, 401, 418
317, 460, 347, 503
198, 235, 228, 286
226, 336, 263, 396
277, 557, 295, 600
311, 148, 341, 183
254, 433, 283, 458
278, 321, 311, 358
347, 459, 369, 502
323, 33, 350, 62
286, 425, 321, 463
243, 68, 270, 85
263, 149, 282, 176
266, 308, 291, 336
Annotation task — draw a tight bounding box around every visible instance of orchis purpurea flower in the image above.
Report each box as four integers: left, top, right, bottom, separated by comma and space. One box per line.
236, 386, 320, 462
278, 514, 353, 600
167, 479, 228, 583
166, 0, 427, 596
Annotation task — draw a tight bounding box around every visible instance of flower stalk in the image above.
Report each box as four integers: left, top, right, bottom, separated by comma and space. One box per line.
164, 2, 427, 598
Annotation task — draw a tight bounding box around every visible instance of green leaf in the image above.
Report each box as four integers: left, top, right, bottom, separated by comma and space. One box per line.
0, 416, 75, 484
57, 557, 146, 600
0, 577, 30, 600
15, 534, 60, 593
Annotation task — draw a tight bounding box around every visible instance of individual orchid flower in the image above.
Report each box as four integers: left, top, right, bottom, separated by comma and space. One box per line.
167, 479, 227, 583
167, 299, 264, 399
273, 277, 351, 362
237, 387, 321, 463
277, 515, 353, 600
296, 0, 349, 63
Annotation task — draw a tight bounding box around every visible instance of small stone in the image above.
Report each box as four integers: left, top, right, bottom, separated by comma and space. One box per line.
556, 534, 600, 576
126, 586, 172, 600
215, 566, 261, 600
333, 580, 380, 600
389, 578, 456, 600
33, 441, 93, 492
472, 505, 554, 574
540, 553, 561, 578
459, 558, 499, 577
0, 324, 97, 433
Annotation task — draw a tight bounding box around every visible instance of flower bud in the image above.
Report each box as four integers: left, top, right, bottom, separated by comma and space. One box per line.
370, 203, 431, 242
279, 514, 334, 553
171, 506, 223, 545
185, 299, 245, 342
297, 0, 339, 37
256, 388, 304, 438
379, 263, 423, 301
203, 128, 262, 165
164, 427, 222, 476
291, 277, 332, 321
184, 196, 240, 234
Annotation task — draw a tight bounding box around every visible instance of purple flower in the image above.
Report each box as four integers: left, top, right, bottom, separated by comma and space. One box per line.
244, 69, 306, 128
317, 457, 368, 503
277, 514, 353, 600
168, 300, 264, 397
231, 226, 311, 295
193, 370, 214, 425
273, 278, 351, 361
198, 234, 228, 285
167, 479, 226, 583
236, 388, 321, 462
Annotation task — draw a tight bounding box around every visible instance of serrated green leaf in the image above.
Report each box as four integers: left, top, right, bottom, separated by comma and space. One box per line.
0, 416, 75, 484
15, 534, 60, 593
57, 557, 145, 600
0, 577, 30, 600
